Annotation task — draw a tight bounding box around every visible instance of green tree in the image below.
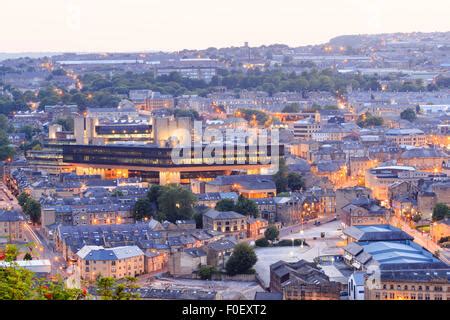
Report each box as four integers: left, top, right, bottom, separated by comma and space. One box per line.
215, 199, 236, 212
282, 103, 300, 113
23, 252, 33, 261
17, 192, 30, 207
23, 198, 41, 224
400, 108, 417, 122
55, 117, 74, 131
264, 225, 279, 241
0, 131, 14, 161
193, 205, 208, 229
198, 266, 217, 280
157, 185, 197, 222
132, 198, 153, 221
273, 157, 288, 193
235, 195, 259, 217
19, 125, 34, 140
5, 244, 19, 262
0, 115, 9, 131
147, 184, 164, 204
96, 276, 116, 300
0, 265, 35, 299
357, 112, 383, 128
287, 172, 305, 191
113, 277, 140, 300
432, 203, 450, 222
225, 243, 257, 276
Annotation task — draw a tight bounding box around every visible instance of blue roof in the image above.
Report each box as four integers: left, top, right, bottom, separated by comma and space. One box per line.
360, 241, 439, 265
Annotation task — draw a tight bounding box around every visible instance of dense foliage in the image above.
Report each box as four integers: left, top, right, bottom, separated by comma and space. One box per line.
132, 184, 197, 222
225, 243, 257, 276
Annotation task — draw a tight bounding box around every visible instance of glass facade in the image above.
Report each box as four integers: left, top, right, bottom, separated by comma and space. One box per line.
62, 144, 284, 168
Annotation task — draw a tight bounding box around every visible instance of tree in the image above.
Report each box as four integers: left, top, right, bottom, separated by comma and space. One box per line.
0, 131, 14, 161
198, 266, 217, 280
55, 117, 74, 131
432, 203, 450, 222
225, 243, 257, 276
235, 195, 259, 217
287, 172, 304, 191
23, 252, 33, 261
23, 198, 41, 224
0, 115, 8, 130
157, 185, 197, 222
215, 199, 236, 212
19, 126, 34, 140
96, 276, 116, 300
282, 103, 300, 113
147, 184, 164, 204
0, 265, 35, 299
400, 108, 417, 122
17, 192, 30, 207
5, 244, 19, 262
132, 198, 153, 221
357, 112, 383, 128
273, 157, 288, 193
113, 277, 140, 300
193, 205, 208, 229
264, 225, 279, 241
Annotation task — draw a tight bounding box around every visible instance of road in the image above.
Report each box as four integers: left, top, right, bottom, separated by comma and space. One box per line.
390, 215, 450, 264
1, 182, 67, 276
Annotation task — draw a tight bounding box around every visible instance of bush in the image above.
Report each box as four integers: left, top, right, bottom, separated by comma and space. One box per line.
197, 266, 217, 280
438, 236, 450, 244
225, 243, 257, 276
275, 239, 308, 247
255, 238, 270, 247
441, 242, 450, 249
264, 225, 279, 241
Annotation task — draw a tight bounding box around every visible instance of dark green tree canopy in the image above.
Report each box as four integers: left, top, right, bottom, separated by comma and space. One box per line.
225, 243, 257, 276
400, 108, 417, 122
432, 203, 449, 222
215, 198, 236, 212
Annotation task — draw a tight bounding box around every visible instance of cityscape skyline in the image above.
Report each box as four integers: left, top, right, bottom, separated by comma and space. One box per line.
1, 0, 450, 53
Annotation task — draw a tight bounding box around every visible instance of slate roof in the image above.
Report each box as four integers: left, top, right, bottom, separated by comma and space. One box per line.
254, 292, 283, 300
209, 175, 276, 190
0, 210, 24, 222
343, 225, 414, 242
204, 209, 245, 220
401, 148, 447, 159
207, 239, 236, 251
76, 245, 143, 261
183, 248, 207, 258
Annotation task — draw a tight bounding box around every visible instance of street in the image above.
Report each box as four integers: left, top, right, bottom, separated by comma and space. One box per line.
1, 182, 67, 277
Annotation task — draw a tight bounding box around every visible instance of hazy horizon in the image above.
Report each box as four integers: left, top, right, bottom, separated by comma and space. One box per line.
0, 0, 449, 53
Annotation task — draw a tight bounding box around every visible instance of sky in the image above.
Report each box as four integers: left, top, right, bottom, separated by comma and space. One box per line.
0, 0, 449, 53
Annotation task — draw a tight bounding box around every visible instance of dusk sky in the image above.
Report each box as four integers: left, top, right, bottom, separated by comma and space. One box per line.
1, 0, 449, 52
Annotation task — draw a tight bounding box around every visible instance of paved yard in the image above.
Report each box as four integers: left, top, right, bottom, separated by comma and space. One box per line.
254, 238, 343, 287
280, 220, 343, 240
